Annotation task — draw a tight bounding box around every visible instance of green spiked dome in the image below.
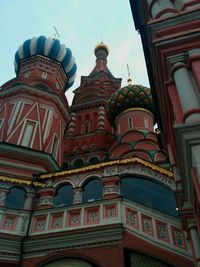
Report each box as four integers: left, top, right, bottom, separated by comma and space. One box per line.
107, 84, 154, 123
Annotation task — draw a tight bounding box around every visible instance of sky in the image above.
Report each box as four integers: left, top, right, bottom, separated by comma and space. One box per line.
0, 0, 149, 104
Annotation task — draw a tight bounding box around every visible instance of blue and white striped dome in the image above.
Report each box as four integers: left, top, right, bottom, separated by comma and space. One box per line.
14, 36, 77, 88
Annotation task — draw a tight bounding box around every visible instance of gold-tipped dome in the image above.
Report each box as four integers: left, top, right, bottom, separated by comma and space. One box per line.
94, 42, 109, 56
107, 84, 154, 124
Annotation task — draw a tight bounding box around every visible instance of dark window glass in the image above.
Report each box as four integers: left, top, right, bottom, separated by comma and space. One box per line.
74, 159, 84, 168
54, 184, 73, 207
121, 178, 179, 217
63, 162, 69, 169
126, 251, 171, 267
89, 157, 99, 165
5, 187, 25, 209
83, 179, 102, 203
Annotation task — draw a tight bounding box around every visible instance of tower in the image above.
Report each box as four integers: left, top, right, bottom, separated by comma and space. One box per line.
0, 36, 77, 180
64, 42, 121, 169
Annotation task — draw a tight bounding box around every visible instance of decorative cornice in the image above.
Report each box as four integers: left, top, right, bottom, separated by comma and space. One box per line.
0, 175, 44, 187
20, 55, 68, 80
40, 157, 173, 179
115, 107, 154, 122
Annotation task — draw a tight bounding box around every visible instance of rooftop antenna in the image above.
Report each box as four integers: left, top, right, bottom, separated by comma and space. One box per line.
126, 64, 132, 85
53, 26, 60, 39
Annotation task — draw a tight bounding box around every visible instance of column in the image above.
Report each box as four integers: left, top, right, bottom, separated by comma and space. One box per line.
171, 62, 200, 123
67, 112, 76, 136
24, 194, 34, 210
147, 0, 177, 19
189, 222, 200, 267
0, 190, 7, 207
189, 49, 200, 92
97, 106, 105, 130
36, 188, 55, 209
73, 187, 82, 204
103, 176, 120, 199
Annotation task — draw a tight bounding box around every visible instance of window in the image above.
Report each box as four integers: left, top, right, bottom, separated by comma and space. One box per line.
83, 123, 89, 134
144, 117, 148, 129
54, 184, 73, 207
24, 71, 30, 78
56, 82, 60, 89
62, 162, 69, 169
41, 72, 48, 79
121, 177, 179, 217
82, 120, 90, 134
42, 258, 94, 267
118, 124, 121, 134
73, 159, 84, 168
20, 121, 36, 147
128, 117, 133, 129
83, 178, 102, 203
89, 157, 100, 165
5, 187, 26, 209
52, 136, 59, 158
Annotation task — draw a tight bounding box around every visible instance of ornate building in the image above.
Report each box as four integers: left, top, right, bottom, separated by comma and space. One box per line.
0, 1, 199, 264
130, 0, 200, 266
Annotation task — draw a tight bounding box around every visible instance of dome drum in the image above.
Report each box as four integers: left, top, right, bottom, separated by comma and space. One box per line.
107, 84, 154, 124
14, 36, 77, 89
18, 55, 69, 92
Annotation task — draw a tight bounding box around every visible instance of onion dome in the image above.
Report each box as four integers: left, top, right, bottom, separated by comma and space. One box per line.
94, 42, 109, 56
107, 84, 154, 123
14, 36, 77, 88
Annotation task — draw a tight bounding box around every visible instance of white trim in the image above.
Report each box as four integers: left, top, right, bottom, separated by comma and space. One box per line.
8, 101, 22, 134
51, 134, 59, 159
16, 102, 25, 123
43, 110, 53, 142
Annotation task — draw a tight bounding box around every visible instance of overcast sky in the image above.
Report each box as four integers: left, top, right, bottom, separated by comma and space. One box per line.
0, 0, 149, 104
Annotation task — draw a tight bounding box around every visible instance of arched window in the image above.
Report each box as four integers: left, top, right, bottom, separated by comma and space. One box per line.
128, 117, 133, 129
62, 162, 69, 169
42, 258, 95, 267
83, 178, 102, 203
82, 120, 90, 134
89, 157, 100, 165
54, 184, 73, 207
74, 159, 84, 168
121, 177, 179, 217
5, 187, 26, 209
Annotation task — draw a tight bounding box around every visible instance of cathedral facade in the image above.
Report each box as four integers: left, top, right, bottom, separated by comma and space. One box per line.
0, 1, 199, 266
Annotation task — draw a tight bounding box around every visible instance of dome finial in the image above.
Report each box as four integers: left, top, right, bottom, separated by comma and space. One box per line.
126, 64, 132, 85
94, 42, 109, 57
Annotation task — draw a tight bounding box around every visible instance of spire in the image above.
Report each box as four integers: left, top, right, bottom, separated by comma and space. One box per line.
94, 42, 109, 63
90, 42, 111, 75
126, 64, 132, 85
